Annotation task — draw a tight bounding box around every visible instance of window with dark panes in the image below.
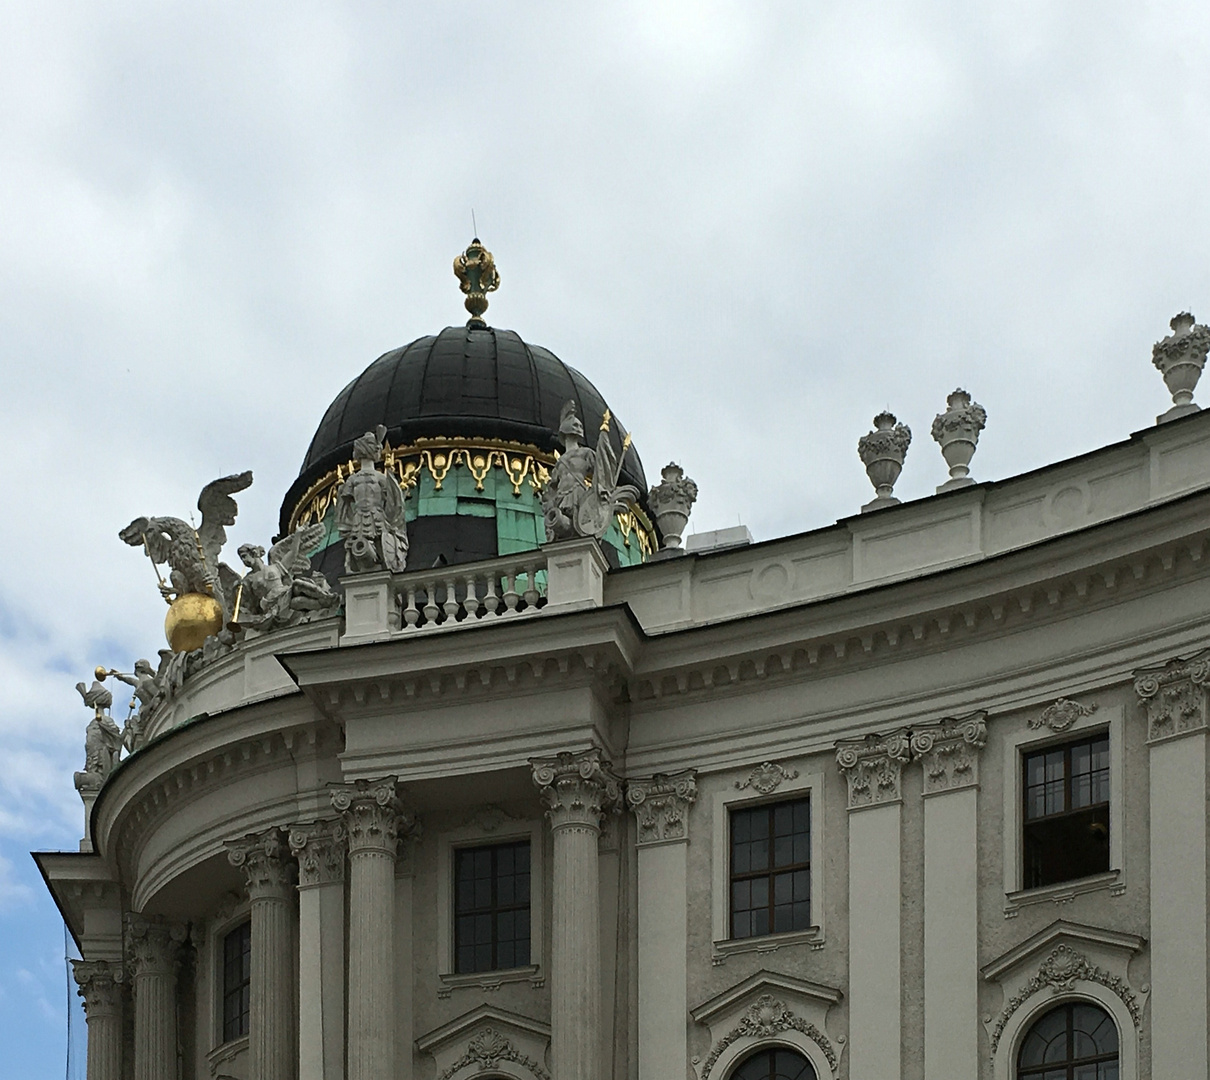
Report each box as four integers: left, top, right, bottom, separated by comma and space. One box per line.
454, 840, 531, 973
729, 797, 810, 940
222, 921, 251, 1042
1016, 1001, 1119, 1079
1022, 733, 1110, 890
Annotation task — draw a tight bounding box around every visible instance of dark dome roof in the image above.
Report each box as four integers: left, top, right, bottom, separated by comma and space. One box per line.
280, 325, 647, 535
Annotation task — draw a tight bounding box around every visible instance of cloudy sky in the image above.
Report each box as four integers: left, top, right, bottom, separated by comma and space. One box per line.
3, 2, 1210, 1073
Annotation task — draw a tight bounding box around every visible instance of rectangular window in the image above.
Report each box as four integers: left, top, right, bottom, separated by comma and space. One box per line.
454, 840, 531, 974
729, 797, 811, 940
222, 921, 251, 1042
1023, 733, 1110, 889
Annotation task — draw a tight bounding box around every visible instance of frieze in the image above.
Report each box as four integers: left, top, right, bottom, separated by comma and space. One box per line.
1134, 650, 1210, 741
1031, 698, 1097, 733
735, 762, 799, 795
909, 713, 987, 795
626, 770, 697, 845
835, 731, 911, 809
436, 1026, 550, 1080
700, 995, 838, 1080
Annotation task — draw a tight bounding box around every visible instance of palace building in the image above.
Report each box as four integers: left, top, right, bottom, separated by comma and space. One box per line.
35, 243, 1210, 1080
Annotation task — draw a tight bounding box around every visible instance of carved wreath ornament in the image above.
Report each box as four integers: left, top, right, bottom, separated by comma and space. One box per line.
735, 762, 798, 795
1030, 699, 1097, 733
700, 996, 837, 1079
436, 1027, 550, 1080
989, 945, 1142, 1056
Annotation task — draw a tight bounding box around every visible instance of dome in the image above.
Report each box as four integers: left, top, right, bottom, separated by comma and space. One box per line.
280, 324, 654, 577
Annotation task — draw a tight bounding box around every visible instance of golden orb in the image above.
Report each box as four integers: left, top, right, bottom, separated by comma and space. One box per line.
164, 592, 224, 653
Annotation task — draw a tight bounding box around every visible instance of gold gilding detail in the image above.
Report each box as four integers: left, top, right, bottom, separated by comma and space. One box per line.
164, 592, 224, 653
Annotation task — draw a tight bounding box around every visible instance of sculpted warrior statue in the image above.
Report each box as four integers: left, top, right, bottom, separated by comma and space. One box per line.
541, 401, 639, 541
118, 471, 253, 619
108, 660, 162, 752
335, 427, 409, 574
73, 678, 123, 791
236, 523, 339, 632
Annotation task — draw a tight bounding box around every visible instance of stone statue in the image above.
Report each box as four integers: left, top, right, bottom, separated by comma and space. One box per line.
541, 401, 640, 541
336, 427, 409, 575
73, 678, 123, 792
647, 463, 699, 549
109, 660, 162, 752
119, 471, 253, 619
235, 524, 339, 631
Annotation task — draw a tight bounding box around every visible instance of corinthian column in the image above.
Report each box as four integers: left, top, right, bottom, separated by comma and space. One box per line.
126, 914, 184, 1080
531, 749, 622, 1080
910, 715, 986, 1080
627, 770, 697, 1080
227, 827, 297, 1080
289, 820, 347, 1080
72, 960, 124, 1080
332, 778, 414, 1080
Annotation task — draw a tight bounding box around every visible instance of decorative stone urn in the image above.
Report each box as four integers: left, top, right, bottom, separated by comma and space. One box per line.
930, 388, 987, 491
857, 411, 911, 511
648, 463, 698, 550
1152, 311, 1210, 423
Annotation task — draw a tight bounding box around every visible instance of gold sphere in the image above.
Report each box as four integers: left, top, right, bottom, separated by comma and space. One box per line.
164, 592, 224, 653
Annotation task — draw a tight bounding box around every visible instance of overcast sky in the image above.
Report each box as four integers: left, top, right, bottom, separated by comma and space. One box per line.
4, 3, 1210, 1073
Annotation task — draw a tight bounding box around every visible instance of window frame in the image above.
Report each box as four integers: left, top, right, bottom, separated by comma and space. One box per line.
728, 796, 812, 941
220, 919, 252, 1043
1001, 701, 1123, 915
206, 897, 252, 1060
436, 816, 545, 993
1016, 1000, 1119, 1079
712, 766, 824, 958
452, 838, 533, 975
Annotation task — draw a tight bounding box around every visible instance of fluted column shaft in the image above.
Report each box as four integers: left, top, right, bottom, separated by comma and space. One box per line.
72, 960, 124, 1080
333, 778, 411, 1080
228, 827, 297, 1080
532, 749, 622, 1080
126, 916, 183, 1080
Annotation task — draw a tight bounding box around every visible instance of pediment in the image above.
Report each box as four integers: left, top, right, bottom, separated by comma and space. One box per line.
981, 919, 1144, 983
416, 1004, 550, 1080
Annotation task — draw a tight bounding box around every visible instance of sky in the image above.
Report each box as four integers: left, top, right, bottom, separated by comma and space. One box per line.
3, 2, 1210, 1074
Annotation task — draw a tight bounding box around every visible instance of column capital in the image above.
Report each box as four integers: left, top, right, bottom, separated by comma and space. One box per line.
288, 819, 347, 888
331, 777, 416, 856
836, 730, 912, 810
626, 769, 698, 845
909, 713, 987, 796
226, 827, 297, 899
72, 959, 124, 1018
1135, 650, 1210, 743
531, 748, 622, 832
125, 914, 186, 978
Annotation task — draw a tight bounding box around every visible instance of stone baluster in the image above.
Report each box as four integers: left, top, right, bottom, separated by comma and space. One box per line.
332, 778, 414, 1080
531, 749, 622, 1080
227, 827, 297, 1080
289, 820, 348, 1080
626, 770, 697, 1080
72, 960, 124, 1080
126, 914, 185, 1080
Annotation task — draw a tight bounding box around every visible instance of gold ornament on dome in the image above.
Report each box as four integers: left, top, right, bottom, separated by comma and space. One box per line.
164, 592, 224, 653
453, 238, 500, 326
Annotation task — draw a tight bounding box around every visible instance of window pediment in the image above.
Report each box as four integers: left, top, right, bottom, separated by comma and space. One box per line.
416, 1004, 550, 1080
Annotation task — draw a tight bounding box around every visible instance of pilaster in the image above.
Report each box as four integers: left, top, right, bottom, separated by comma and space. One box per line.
1135, 653, 1210, 1076
836, 732, 909, 1080
532, 748, 622, 1080
289, 820, 347, 1080
627, 770, 697, 1080
125, 914, 185, 1080
72, 959, 124, 1080
910, 715, 986, 1080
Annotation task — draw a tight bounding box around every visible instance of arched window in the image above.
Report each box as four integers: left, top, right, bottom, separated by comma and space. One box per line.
731, 1047, 817, 1080
1017, 1001, 1119, 1079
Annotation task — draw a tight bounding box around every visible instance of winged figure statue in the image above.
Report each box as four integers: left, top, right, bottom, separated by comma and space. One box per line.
236, 523, 339, 632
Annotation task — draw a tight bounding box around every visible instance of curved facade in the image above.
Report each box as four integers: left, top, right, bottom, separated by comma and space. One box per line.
38, 329, 1210, 1080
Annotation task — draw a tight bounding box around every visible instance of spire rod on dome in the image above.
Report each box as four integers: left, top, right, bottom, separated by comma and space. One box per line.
453, 237, 500, 327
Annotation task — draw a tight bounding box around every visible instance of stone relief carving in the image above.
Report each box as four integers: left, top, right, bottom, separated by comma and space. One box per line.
931, 388, 986, 490
989, 944, 1143, 1055
461, 804, 520, 833
436, 1026, 550, 1080
626, 770, 697, 845
233, 523, 339, 633
735, 762, 799, 795
288, 820, 347, 887
1134, 650, 1210, 741
699, 995, 838, 1080
909, 714, 987, 795
125, 914, 187, 977
71, 959, 124, 1017
336, 426, 410, 575
1031, 698, 1098, 733
540, 401, 638, 541
331, 777, 417, 856
647, 462, 698, 549
835, 732, 912, 808
226, 827, 296, 898
858, 410, 911, 510
531, 748, 623, 830
1152, 310, 1210, 420
73, 676, 123, 793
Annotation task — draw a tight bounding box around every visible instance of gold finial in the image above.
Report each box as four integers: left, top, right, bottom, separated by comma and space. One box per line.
453, 238, 500, 327
600, 409, 612, 433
